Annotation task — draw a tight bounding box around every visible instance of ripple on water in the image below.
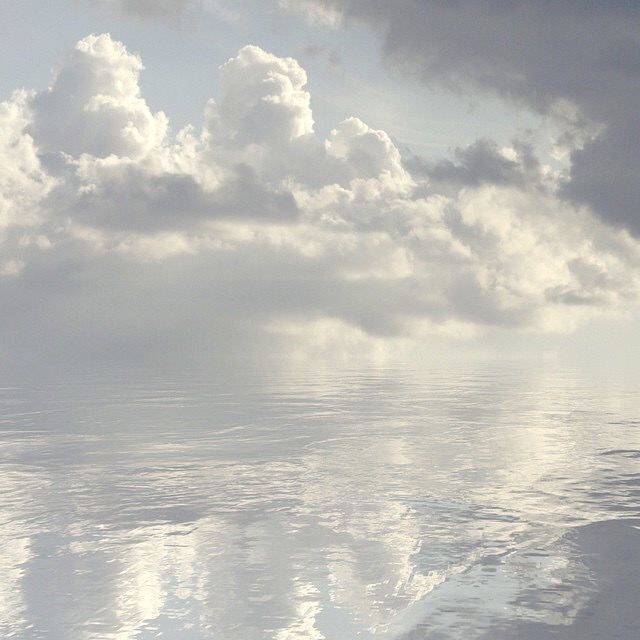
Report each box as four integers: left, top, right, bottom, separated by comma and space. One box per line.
0, 364, 638, 639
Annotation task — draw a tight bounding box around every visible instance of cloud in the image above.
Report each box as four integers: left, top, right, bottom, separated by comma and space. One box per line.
414, 139, 541, 192
1, 33, 639, 369
30, 34, 167, 160
278, 0, 342, 27
284, 1, 640, 235
0, 91, 55, 231
209, 45, 315, 146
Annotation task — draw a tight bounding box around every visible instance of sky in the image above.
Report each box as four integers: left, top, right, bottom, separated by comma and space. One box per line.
1, 0, 640, 375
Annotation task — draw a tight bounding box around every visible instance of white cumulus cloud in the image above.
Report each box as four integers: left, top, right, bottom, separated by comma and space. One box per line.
30, 33, 167, 160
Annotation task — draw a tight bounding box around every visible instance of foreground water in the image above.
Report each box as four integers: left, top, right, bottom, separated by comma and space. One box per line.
1, 362, 638, 639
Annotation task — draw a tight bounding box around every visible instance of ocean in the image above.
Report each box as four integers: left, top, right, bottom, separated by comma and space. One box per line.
1, 362, 638, 639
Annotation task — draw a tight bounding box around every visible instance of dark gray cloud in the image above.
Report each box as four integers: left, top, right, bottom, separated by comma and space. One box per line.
409, 138, 541, 192
563, 118, 640, 232
297, 0, 640, 233
49, 163, 299, 232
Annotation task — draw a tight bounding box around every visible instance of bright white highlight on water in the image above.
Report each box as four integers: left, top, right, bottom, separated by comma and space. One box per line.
1, 363, 638, 639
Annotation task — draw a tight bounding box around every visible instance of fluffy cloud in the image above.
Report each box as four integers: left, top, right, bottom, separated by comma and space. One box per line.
209, 45, 314, 146
1, 33, 639, 369
284, 1, 640, 235
0, 91, 57, 279
0, 91, 55, 231
30, 33, 167, 160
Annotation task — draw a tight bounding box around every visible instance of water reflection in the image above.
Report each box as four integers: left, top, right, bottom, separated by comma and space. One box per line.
0, 365, 638, 639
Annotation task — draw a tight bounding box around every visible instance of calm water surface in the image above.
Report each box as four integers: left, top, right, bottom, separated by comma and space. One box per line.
1, 363, 638, 639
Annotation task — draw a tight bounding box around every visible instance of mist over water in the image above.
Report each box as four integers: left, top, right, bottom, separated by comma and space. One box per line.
1, 362, 638, 639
